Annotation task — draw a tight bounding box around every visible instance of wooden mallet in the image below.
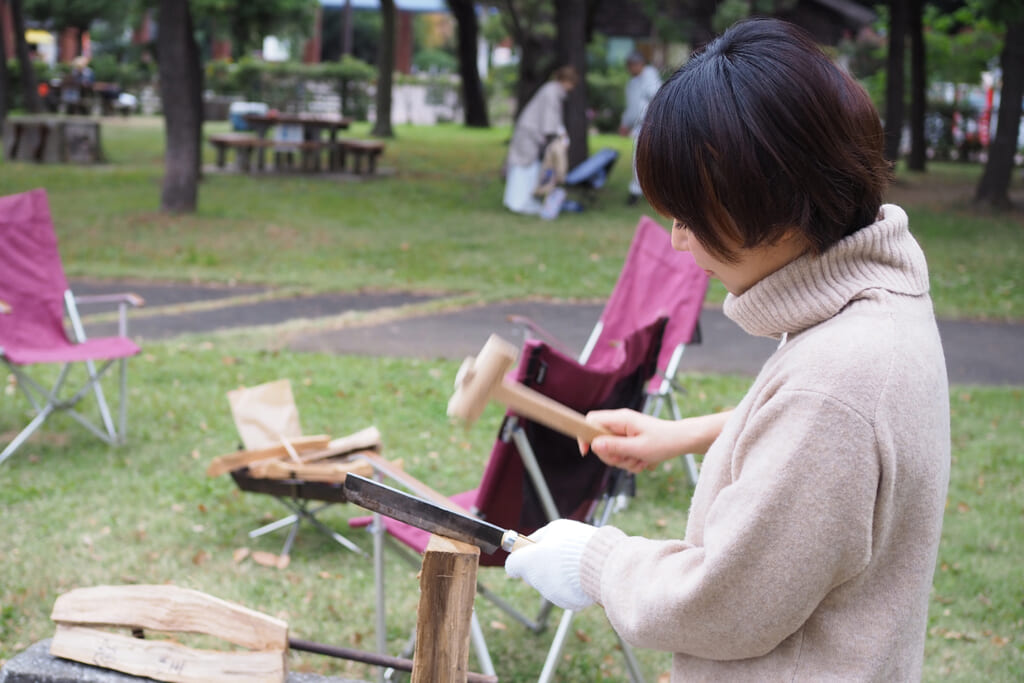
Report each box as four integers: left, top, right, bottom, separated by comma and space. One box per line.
447, 334, 609, 443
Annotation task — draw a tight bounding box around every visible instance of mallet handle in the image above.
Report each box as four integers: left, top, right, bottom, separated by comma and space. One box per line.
492, 381, 609, 443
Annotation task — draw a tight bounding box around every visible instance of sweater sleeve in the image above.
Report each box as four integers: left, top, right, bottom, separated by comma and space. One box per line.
579, 388, 880, 660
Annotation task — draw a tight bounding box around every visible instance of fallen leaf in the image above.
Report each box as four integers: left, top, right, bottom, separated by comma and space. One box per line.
574, 629, 591, 643
252, 551, 281, 567
192, 550, 209, 566
233, 547, 250, 564
490, 621, 507, 631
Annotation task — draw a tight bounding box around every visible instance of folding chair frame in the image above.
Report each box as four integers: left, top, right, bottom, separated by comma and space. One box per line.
583, 320, 704, 485
356, 418, 645, 683
522, 217, 710, 487
1, 289, 140, 465
229, 469, 367, 559
353, 316, 666, 683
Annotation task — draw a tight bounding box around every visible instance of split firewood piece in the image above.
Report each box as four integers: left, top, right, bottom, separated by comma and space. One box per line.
50, 584, 288, 683
206, 435, 331, 477
248, 454, 376, 482
287, 426, 383, 466
411, 535, 480, 683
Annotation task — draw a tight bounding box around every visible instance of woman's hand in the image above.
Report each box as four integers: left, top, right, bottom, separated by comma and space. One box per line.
581, 409, 733, 474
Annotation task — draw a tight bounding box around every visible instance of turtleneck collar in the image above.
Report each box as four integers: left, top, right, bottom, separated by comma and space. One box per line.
723, 204, 931, 339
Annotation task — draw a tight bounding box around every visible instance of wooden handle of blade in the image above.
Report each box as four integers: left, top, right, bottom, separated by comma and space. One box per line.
492, 380, 609, 442
502, 531, 534, 553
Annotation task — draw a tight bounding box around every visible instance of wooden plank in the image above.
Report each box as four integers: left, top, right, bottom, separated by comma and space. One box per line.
411, 535, 480, 683
206, 435, 331, 477
248, 454, 375, 482
299, 426, 382, 464
50, 624, 286, 683
50, 584, 287, 651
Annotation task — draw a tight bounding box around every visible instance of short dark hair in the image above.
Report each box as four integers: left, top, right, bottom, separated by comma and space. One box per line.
636, 18, 890, 262
553, 65, 579, 86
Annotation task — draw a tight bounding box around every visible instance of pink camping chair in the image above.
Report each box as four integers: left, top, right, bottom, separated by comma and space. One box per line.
511, 215, 710, 484
349, 318, 667, 682
0, 188, 143, 465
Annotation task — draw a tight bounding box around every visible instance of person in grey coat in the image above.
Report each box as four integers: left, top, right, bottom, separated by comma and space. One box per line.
503, 66, 578, 215
620, 52, 661, 205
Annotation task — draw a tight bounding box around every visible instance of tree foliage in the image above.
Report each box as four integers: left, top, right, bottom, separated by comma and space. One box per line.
190, 0, 317, 59
23, 0, 135, 32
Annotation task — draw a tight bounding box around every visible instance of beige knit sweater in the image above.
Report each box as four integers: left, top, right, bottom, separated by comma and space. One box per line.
580, 205, 951, 681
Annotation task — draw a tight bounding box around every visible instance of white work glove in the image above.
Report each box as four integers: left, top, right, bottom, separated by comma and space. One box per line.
505, 519, 598, 611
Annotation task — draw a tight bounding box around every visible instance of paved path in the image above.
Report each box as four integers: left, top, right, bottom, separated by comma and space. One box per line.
71, 279, 1024, 386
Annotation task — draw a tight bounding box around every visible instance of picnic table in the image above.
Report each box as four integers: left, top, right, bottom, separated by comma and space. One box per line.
2, 115, 103, 163
208, 112, 385, 175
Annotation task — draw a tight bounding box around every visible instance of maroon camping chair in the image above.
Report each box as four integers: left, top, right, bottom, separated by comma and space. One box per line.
0, 189, 143, 465
350, 317, 666, 682
511, 215, 710, 484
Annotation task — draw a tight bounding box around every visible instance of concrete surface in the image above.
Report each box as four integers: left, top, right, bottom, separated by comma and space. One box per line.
70, 279, 1024, 386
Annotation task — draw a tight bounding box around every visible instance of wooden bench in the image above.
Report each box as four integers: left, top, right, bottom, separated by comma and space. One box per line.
208, 132, 265, 171
209, 133, 335, 173
336, 138, 386, 175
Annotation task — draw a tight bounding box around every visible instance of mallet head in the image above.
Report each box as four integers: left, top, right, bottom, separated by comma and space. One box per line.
447, 334, 518, 426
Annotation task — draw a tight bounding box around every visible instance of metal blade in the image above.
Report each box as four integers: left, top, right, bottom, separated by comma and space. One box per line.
343, 474, 506, 554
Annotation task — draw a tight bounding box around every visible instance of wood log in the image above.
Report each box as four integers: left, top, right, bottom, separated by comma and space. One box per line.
206, 435, 331, 477
49, 585, 288, 683
51, 624, 286, 683
411, 535, 480, 683
247, 454, 375, 482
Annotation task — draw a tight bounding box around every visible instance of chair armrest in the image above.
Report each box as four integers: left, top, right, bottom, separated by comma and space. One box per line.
73, 292, 146, 308
354, 452, 470, 514
66, 291, 145, 341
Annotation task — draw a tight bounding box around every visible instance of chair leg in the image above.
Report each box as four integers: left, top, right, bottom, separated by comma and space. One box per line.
84, 358, 118, 441
539, 609, 646, 683
538, 609, 576, 683
469, 609, 496, 676
249, 498, 364, 558
0, 402, 55, 465
373, 512, 389, 683
118, 356, 128, 443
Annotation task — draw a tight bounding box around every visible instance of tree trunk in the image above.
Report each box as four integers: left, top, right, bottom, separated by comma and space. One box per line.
372, 0, 395, 137
449, 0, 489, 127
158, 0, 202, 213
883, 0, 907, 162
555, 0, 589, 167
907, 0, 926, 171
687, 0, 719, 50
11, 0, 42, 113
974, 18, 1024, 209
514, 38, 551, 120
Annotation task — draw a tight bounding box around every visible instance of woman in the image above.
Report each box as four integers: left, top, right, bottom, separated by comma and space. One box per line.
503, 66, 578, 215
506, 18, 950, 681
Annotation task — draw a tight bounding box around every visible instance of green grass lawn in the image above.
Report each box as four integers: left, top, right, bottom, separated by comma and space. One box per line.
1, 118, 1022, 681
